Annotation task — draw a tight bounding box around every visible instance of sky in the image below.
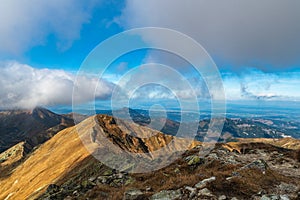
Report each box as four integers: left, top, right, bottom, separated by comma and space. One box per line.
0, 0, 299, 110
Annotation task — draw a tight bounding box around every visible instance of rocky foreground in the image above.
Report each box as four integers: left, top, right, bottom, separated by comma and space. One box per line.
0, 114, 299, 200
38, 140, 300, 200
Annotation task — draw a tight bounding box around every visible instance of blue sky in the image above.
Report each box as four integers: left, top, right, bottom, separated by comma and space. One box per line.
5, 0, 125, 71
0, 0, 299, 110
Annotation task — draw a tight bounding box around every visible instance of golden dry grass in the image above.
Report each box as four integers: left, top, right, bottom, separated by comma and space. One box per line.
0, 117, 96, 200
0, 115, 201, 200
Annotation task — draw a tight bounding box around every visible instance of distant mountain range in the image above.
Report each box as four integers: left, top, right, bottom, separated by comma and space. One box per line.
1, 107, 299, 155
97, 107, 300, 140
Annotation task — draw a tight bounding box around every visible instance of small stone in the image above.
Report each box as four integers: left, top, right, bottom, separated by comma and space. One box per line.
185, 186, 196, 192
219, 195, 227, 200
103, 169, 113, 176
116, 173, 123, 179
270, 195, 280, 200
150, 189, 182, 200
123, 189, 144, 200
195, 176, 216, 189
88, 176, 97, 182
163, 173, 170, 177
198, 188, 214, 197
279, 195, 290, 200
174, 168, 180, 174
257, 190, 267, 195
97, 176, 109, 184
145, 186, 152, 192
72, 190, 79, 196
260, 195, 271, 200
185, 186, 197, 198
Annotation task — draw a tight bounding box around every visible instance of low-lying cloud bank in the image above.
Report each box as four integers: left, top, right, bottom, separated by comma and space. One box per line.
223, 69, 300, 101
1, 62, 299, 110
0, 62, 114, 109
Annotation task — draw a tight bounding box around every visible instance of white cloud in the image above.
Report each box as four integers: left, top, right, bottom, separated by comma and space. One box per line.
223, 69, 300, 101
117, 1, 300, 102
124, 68, 300, 101
0, 62, 114, 109
0, 0, 98, 54
113, 63, 211, 101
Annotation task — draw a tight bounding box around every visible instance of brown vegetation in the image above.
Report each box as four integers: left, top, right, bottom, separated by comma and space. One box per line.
1, 114, 299, 200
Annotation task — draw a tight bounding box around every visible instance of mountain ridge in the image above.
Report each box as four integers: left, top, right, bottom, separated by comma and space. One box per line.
0, 114, 200, 200
0, 107, 75, 153
0, 114, 299, 199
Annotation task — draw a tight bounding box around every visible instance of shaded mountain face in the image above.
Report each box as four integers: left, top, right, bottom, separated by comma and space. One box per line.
0, 107, 75, 153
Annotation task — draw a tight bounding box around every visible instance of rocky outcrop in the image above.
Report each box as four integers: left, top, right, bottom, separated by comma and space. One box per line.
37, 136, 299, 200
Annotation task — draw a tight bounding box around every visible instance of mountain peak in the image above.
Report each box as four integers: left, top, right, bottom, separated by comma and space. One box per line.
0, 107, 74, 153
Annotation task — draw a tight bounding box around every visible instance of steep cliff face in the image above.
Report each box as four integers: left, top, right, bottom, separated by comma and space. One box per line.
94, 115, 199, 153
